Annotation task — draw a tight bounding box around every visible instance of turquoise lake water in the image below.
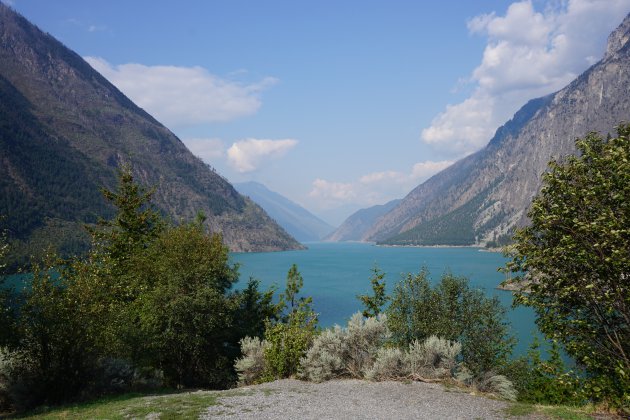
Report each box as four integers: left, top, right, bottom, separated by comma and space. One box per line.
232, 242, 539, 356
1, 242, 540, 357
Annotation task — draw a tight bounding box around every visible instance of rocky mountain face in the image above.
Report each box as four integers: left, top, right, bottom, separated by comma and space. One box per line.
235, 182, 333, 242
0, 3, 302, 263
364, 13, 630, 246
326, 199, 400, 242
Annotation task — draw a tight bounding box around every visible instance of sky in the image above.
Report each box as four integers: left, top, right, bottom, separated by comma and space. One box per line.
6, 0, 630, 225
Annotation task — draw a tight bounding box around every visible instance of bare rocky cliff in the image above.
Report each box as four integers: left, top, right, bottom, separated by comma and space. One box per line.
365, 13, 630, 246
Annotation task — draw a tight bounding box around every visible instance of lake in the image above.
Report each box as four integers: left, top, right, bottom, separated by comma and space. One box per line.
232, 242, 539, 356
1, 242, 540, 357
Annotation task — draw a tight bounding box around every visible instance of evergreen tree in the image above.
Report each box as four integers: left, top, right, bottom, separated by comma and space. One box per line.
358, 265, 389, 318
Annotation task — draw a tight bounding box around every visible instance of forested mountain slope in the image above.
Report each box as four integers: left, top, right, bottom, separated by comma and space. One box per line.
0, 4, 302, 264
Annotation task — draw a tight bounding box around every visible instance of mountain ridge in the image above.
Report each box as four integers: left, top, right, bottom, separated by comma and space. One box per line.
0, 3, 303, 263
363, 12, 630, 246
326, 199, 400, 242
235, 182, 333, 242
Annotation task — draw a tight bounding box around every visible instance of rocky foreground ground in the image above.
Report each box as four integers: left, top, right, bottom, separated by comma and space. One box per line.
201, 379, 541, 420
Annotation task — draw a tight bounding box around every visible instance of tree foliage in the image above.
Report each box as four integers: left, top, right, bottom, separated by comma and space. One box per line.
88, 164, 164, 265
386, 268, 513, 376
358, 265, 389, 318
127, 222, 240, 388
262, 264, 317, 380
508, 125, 630, 405
506, 126, 630, 406
1, 166, 278, 410
0, 225, 14, 347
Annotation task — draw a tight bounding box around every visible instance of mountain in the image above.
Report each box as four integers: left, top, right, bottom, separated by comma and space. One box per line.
364, 13, 630, 246
235, 182, 333, 242
0, 3, 302, 265
326, 199, 401, 242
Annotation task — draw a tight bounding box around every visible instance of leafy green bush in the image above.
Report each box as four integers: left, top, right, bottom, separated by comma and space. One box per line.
1, 167, 278, 410
506, 126, 630, 409
386, 268, 513, 376
502, 339, 583, 405
126, 223, 241, 388
262, 265, 317, 381
3, 257, 101, 410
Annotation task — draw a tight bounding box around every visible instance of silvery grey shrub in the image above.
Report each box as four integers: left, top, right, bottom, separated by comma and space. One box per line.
407, 336, 461, 380
474, 372, 517, 401
300, 312, 390, 382
234, 336, 269, 385
366, 335, 462, 381
365, 347, 406, 381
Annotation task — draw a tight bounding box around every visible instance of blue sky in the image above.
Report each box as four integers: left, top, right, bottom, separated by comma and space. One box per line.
7, 0, 630, 225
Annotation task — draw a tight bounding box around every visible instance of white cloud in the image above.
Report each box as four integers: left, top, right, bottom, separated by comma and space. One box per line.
310, 179, 356, 201
410, 160, 454, 180
227, 138, 298, 173
422, 0, 630, 155
85, 57, 276, 127
183, 138, 225, 162
309, 160, 453, 209
359, 171, 404, 184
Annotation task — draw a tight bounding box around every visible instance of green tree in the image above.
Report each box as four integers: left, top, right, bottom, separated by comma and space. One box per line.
263, 264, 317, 380
357, 265, 389, 318
122, 221, 240, 388
0, 225, 16, 348
6, 256, 99, 409
506, 126, 630, 407
386, 268, 513, 376
89, 164, 163, 266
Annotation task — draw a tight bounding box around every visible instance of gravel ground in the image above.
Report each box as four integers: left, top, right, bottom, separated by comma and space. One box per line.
201, 379, 533, 420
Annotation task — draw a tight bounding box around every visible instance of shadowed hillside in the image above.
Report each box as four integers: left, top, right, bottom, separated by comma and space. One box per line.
0, 3, 303, 265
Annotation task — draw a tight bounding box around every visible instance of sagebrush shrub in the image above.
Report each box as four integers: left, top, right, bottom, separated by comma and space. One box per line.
300, 312, 389, 382
365, 347, 406, 381
365, 336, 462, 381
407, 336, 461, 380
234, 336, 269, 385
298, 327, 344, 382
475, 372, 517, 401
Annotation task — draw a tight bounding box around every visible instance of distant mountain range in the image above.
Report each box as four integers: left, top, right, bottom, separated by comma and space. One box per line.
332, 13, 630, 247
326, 199, 400, 242
0, 3, 302, 266
235, 182, 333, 242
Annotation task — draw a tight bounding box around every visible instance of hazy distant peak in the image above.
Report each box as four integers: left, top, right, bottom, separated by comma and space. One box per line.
234, 182, 333, 242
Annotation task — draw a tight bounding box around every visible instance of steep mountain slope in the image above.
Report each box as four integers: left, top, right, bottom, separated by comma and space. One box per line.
0, 4, 302, 260
326, 199, 401, 242
364, 13, 630, 246
235, 182, 333, 242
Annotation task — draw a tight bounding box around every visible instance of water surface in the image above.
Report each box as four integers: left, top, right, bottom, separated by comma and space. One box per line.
232, 242, 538, 356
